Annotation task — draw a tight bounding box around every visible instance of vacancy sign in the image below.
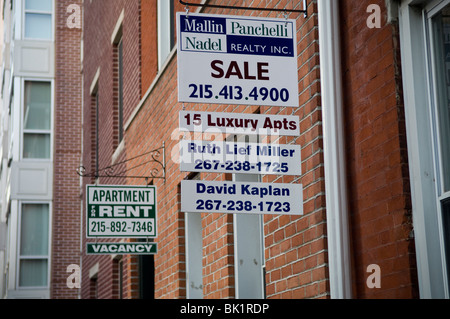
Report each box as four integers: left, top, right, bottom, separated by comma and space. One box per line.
181, 180, 303, 215
86, 242, 157, 255
86, 185, 157, 238
177, 12, 299, 107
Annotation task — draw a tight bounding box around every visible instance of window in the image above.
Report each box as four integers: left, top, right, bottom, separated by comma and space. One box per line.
23, 81, 51, 159
111, 10, 124, 145
89, 263, 99, 299
400, 0, 450, 297
18, 203, 50, 288
138, 244, 155, 299
184, 174, 203, 299
89, 68, 100, 179
232, 134, 265, 299
90, 276, 98, 299
157, 0, 175, 69
118, 258, 123, 299
431, 5, 450, 193
118, 38, 123, 142
94, 92, 99, 175
114, 37, 124, 144
113, 257, 124, 299
24, 0, 53, 40
429, 2, 450, 293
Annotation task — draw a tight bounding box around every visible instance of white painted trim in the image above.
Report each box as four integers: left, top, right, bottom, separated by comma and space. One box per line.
317, 0, 352, 299
111, 9, 124, 45
232, 172, 264, 299
89, 262, 99, 279
89, 67, 100, 96
398, 0, 447, 298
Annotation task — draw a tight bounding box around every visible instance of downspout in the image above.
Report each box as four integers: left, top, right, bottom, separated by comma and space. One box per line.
317, 0, 352, 298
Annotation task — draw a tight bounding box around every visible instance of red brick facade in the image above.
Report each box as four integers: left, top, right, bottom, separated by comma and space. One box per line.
78, 0, 419, 299
81, 0, 142, 299
51, 0, 83, 299
339, 0, 417, 298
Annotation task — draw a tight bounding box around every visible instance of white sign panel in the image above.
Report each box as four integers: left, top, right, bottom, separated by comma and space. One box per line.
86, 185, 157, 238
181, 180, 303, 215
177, 12, 299, 107
179, 111, 300, 136
180, 140, 301, 175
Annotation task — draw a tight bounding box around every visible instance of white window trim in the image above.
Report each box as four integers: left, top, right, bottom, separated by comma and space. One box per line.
20, 78, 54, 161
232, 134, 265, 299
22, 0, 54, 41
398, 0, 449, 298
16, 201, 52, 290
111, 9, 124, 45
318, 0, 352, 299
157, 0, 174, 70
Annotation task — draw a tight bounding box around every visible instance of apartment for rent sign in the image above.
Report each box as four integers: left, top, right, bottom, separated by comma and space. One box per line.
177, 12, 299, 107
86, 185, 156, 238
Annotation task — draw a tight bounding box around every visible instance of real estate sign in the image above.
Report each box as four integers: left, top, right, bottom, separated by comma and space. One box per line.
179, 110, 300, 136
181, 180, 303, 215
86, 185, 157, 238
179, 140, 301, 175
177, 12, 299, 107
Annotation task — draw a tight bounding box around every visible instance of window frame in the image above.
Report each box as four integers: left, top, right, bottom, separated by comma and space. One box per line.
398, 0, 450, 298
184, 173, 204, 299
21, 79, 54, 161
22, 0, 54, 41
117, 37, 124, 143
157, 0, 175, 70
232, 134, 265, 299
425, 0, 450, 297
16, 201, 52, 289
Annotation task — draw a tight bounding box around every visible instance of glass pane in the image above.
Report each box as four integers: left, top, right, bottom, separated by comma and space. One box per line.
20, 204, 49, 256
23, 133, 50, 159
25, 13, 52, 39
432, 8, 450, 192
19, 259, 48, 287
25, 0, 52, 12
24, 82, 51, 130
441, 199, 450, 290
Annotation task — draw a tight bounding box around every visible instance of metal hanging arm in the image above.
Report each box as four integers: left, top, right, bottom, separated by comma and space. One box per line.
77, 143, 166, 182
178, 0, 308, 17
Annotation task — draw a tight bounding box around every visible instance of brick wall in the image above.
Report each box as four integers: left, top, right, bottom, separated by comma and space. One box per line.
339, 0, 418, 298
81, 0, 142, 299
52, 0, 83, 299
125, 0, 328, 299
140, 0, 157, 97
81, 0, 420, 300
261, 1, 328, 299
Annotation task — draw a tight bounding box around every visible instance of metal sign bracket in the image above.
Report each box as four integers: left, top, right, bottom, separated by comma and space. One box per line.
179, 0, 308, 18
77, 142, 166, 183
